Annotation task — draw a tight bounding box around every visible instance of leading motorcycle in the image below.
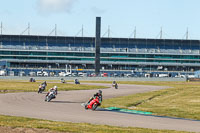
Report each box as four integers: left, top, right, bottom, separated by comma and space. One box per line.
84, 96, 101, 110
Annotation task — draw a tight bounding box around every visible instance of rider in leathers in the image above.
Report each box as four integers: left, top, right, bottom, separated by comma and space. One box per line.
88, 90, 102, 104
46, 86, 57, 99
38, 81, 47, 93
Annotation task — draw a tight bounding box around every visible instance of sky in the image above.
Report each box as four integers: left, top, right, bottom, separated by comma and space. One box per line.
0, 0, 200, 39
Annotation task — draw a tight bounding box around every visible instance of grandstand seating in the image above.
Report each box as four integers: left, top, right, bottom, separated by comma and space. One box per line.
1, 35, 200, 72
1, 42, 200, 55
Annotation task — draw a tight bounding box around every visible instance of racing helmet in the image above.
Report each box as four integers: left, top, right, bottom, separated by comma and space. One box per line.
53, 86, 57, 90
98, 90, 102, 94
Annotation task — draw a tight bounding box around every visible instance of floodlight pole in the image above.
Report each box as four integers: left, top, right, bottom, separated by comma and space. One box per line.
108, 25, 110, 38
0, 22, 2, 35
160, 27, 163, 39
55, 24, 57, 36
186, 27, 189, 40
134, 26, 136, 38
82, 25, 84, 37
95, 17, 101, 76
28, 23, 30, 35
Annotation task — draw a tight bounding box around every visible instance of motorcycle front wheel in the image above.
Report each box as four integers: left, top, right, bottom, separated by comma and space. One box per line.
92, 103, 98, 110
47, 96, 52, 102
85, 104, 88, 110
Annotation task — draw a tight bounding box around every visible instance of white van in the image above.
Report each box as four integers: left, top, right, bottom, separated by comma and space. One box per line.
29, 72, 36, 77
158, 74, 168, 77
59, 72, 67, 77
0, 70, 6, 76
37, 71, 48, 76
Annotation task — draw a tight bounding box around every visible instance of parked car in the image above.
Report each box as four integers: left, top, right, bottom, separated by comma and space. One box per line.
78, 72, 87, 77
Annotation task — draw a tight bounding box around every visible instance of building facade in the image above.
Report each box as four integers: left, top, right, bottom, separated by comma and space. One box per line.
0, 35, 200, 75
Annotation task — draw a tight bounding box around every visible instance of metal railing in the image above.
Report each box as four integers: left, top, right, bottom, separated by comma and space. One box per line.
1, 44, 200, 55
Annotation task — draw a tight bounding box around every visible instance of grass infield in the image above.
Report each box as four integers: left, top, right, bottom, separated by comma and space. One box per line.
0, 115, 189, 133
0, 80, 108, 93
101, 81, 200, 120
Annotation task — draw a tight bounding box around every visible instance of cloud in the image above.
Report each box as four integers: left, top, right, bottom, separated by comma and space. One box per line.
37, 0, 77, 14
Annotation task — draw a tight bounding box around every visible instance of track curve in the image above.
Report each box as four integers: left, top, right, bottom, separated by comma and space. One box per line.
0, 83, 199, 132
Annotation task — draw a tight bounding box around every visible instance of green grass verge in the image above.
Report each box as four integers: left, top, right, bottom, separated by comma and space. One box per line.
101, 81, 200, 120
0, 115, 189, 133
0, 80, 108, 93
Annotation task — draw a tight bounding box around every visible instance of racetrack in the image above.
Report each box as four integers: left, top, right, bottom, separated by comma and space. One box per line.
0, 83, 199, 132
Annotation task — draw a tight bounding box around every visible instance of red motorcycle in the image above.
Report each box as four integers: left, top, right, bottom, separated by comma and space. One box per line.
85, 96, 101, 110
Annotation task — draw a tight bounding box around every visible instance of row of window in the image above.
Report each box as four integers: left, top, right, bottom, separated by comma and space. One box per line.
1, 51, 200, 60
1, 56, 200, 64
1, 40, 200, 49
0, 51, 94, 57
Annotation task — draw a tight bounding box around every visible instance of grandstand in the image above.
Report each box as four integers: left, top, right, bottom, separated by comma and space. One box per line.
0, 34, 200, 76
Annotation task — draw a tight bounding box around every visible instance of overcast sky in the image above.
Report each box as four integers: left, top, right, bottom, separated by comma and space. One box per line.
0, 0, 200, 39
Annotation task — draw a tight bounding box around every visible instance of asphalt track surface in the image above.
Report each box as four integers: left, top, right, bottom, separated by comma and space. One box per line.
0, 83, 200, 132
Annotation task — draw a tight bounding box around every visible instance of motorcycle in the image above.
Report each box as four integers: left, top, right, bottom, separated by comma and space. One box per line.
75, 79, 80, 84
61, 78, 66, 83
29, 78, 36, 82
45, 90, 56, 102
112, 81, 117, 87
84, 96, 101, 110
38, 84, 46, 93
112, 84, 115, 87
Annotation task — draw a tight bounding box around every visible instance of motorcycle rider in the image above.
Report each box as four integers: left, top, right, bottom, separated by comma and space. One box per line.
74, 79, 80, 84
42, 81, 47, 86
87, 90, 102, 104
29, 77, 35, 82
115, 82, 118, 89
40, 81, 47, 88
38, 81, 47, 93
112, 81, 116, 87
61, 78, 65, 83
46, 86, 57, 99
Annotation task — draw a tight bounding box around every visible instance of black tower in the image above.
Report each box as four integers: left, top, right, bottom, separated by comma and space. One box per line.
95, 17, 101, 76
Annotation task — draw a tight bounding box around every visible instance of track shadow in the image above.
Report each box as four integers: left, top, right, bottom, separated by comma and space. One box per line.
84, 108, 108, 112
50, 101, 83, 104
37, 92, 48, 94
95, 108, 108, 111
100, 108, 200, 122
